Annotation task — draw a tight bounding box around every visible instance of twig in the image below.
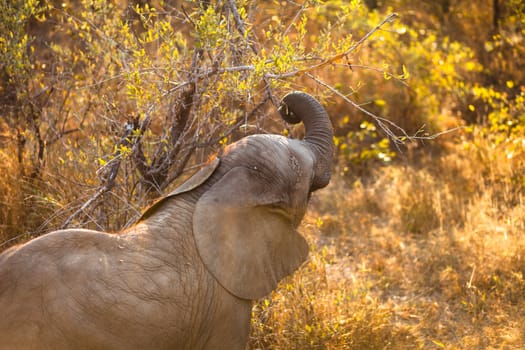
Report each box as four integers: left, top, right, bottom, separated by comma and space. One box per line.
226, 0, 279, 107
343, 64, 410, 87
467, 265, 476, 289
283, 2, 309, 37
60, 187, 107, 229
305, 72, 461, 145
61, 120, 137, 228
305, 72, 406, 143
227, 0, 246, 35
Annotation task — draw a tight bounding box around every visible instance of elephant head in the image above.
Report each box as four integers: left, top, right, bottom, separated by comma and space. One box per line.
141, 91, 334, 300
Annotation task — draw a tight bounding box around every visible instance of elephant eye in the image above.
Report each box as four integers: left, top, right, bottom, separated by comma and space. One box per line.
267, 202, 285, 211
265, 203, 293, 221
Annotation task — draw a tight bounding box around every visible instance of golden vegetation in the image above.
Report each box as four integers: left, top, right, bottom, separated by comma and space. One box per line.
251, 137, 525, 349
1, 0, 524, 348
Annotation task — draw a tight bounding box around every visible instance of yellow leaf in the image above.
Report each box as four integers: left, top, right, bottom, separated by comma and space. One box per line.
468, 104, 475, 112
401, 64, 410, 79
506, 80, 514, 88
431, 340, 446, 348
465, 61, 476, 71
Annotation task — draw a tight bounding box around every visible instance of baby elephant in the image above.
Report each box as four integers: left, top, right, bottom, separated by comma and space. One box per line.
0, 91, 333, 350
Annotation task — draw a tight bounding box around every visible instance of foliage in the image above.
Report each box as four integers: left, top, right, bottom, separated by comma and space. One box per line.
1, 0, 525, 348
250, 242, 420, 349
270, 136, 525, 349
0, 0, 415, 237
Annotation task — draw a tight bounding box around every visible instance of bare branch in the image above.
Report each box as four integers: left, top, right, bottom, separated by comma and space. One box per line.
305, 72, 460, 145
60, 187, 106, 230
343, 64, 410, 87
227, 0, 247, 36
61, 120, 137, 228
226, 0, 279, 107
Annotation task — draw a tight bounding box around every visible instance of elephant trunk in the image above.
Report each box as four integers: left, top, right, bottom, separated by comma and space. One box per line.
279, 91, 334, 191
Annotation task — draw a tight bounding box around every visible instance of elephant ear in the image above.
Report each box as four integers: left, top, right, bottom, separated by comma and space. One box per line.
138, 157, 220, 221
193, 166, 309, 300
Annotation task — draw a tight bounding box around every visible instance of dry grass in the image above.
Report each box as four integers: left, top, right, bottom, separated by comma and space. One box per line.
0, 145, 29, 246
2, 127, 524, 349
249, 135, 525, 349
0, 143, 67, 247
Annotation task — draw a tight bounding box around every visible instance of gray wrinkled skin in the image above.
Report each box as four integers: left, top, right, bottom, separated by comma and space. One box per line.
0, 196, 251, 349
0, 92, 333, 350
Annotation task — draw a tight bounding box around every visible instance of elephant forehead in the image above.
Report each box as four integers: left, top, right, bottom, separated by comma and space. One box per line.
225, 135, 314, 169
223, 135, 315, 201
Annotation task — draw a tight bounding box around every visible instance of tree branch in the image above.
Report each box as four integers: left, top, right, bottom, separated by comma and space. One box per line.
265, 13, 399, 80
162, 13, 399, 92
61, 120, 137, 228
305, 72, 461, 145
226, 0, 279, 107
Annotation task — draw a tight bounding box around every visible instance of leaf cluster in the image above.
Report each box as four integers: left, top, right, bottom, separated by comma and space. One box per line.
0, 0, 402, 238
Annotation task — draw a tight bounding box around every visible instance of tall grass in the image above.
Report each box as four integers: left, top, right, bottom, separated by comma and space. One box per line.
0, 144, 35, 246
249, 132, 525, 349
2, 130, 523, 349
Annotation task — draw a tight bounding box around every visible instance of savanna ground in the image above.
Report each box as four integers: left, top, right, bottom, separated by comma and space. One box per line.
250, 141, 525, 349
1, 0, 524, 349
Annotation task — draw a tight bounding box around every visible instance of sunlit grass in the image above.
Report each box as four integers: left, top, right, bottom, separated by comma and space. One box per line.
250, 132, 525, 349
0, 145, 26, 245
2, 127, 524, 349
